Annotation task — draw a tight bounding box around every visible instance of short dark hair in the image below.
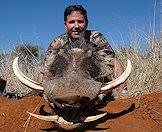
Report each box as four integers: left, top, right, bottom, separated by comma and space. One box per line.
64, 5, 88, 25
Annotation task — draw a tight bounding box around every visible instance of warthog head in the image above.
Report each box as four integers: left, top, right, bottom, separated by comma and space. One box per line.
13, 40, 132, 130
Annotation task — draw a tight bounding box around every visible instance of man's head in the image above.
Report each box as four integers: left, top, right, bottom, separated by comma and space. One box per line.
64, 5, 88, 40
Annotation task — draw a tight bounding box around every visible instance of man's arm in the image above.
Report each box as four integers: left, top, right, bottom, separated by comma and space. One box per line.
91, 31, 123, 75
36, 37, 63, 84
37, 72, 44, 84
91, 30, 126, 84
111, 58, 124, 78
91, 31, 128, 101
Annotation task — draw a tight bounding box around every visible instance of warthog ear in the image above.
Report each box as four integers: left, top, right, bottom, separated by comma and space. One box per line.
101, 59, 132, 91
13, 57, 44, 91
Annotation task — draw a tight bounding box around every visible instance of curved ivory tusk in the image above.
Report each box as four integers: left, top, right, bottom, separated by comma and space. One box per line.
28, 112, 81, 129
101, 59, 132, 91
83, 112, 107, 122
28, 111, 107, 124
13, 57, 44, 91
28, 112, 66, 123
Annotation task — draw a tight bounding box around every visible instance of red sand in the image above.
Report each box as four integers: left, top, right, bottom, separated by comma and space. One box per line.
0, 92, 162, 132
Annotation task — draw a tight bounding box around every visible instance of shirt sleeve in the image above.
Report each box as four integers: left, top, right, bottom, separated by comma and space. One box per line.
42, 37, 63, 72
90, 31, 115, 60
90, 31, 116, 82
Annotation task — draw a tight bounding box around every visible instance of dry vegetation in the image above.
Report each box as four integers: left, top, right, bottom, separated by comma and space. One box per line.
115, 35, 162, 98
0, 34, 161, 99
0, 44, 43, 97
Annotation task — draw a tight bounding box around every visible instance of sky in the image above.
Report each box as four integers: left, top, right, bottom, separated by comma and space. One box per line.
0, 0, 160, 52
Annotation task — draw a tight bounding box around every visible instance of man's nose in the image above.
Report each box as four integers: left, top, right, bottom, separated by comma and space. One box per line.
74, 21, 79, 28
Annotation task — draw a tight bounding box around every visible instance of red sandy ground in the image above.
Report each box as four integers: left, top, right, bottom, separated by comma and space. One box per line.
0, 92, 162, 132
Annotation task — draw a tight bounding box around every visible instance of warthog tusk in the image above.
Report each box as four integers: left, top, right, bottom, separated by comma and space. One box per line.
83, 112, 107, 122
28, 111, 107, 124
28, 112, 81, 129
13, 57, 44, 91
28, 112, 70, 123
101, 59, 132, 91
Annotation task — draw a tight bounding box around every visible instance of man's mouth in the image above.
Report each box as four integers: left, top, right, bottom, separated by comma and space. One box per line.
73, 31, 80, 34
73, 28, 83, 33
70, 29, 85, 38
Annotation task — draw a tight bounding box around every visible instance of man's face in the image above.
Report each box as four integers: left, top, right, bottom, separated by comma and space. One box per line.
64, 11, 87, 40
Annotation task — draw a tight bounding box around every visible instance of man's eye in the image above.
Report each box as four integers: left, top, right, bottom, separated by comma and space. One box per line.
68, 20, 85, 24
78, 20, 84, 23
68, 20, 75, 24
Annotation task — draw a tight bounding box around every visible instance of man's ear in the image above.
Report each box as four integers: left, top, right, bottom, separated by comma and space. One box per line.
64, 22, 67, 29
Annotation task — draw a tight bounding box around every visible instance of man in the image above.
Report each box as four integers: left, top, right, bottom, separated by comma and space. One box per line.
37, 5, 125, 101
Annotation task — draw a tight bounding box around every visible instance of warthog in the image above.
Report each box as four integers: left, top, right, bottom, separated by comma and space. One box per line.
13, 40, 132, 130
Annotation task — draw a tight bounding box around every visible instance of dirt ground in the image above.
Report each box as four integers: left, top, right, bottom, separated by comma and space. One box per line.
0, 92, 162, 132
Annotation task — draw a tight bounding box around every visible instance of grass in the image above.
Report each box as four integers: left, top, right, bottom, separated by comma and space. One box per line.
115, 34, 162, 98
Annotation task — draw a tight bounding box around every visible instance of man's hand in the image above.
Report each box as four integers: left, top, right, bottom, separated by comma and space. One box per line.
112, 58, 128, 98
